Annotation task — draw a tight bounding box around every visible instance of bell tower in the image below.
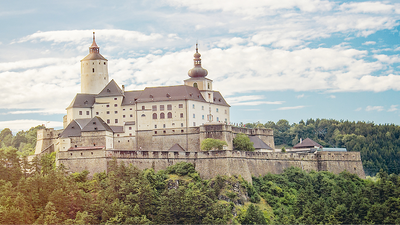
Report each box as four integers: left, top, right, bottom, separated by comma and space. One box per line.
184, 43, 213, 102
80, 32, 109, 94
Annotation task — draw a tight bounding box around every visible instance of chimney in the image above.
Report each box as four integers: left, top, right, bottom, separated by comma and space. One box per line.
300, 138, 302, 143
122, 85, 125, 93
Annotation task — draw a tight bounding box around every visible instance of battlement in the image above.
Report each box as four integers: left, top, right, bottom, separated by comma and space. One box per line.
58, 150, 365, 182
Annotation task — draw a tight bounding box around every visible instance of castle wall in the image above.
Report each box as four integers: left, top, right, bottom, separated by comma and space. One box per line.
35, 128, 63, 155
57, 150, 365, 181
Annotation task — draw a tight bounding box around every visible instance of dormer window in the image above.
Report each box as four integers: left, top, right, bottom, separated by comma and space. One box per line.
166, 93, 171, 98
107, 89, 110, 92
84, 100, 88, 105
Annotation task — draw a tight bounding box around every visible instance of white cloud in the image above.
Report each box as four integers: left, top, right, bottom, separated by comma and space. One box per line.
166, 0, 334, 16
340, 2, 396, 14
276, 106, 305, 110
366, 106, 384, 112
355, 107, 362, 111
329, 95, 336, 99
296, 94, 305, 98
233, 101, 284, 106
362, 41, 376, 45
388, 105, 398, 112
15, 29, 164, 45
0, 120, 62, 133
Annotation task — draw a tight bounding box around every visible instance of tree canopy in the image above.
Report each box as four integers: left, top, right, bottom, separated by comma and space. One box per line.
233, 133, 255, 151
200, 138, 227, 151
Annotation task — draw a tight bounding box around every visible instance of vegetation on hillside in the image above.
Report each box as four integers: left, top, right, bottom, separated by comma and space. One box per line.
0, 125, 44, 156
245, 119, 400, 175
1, 147, 400, 224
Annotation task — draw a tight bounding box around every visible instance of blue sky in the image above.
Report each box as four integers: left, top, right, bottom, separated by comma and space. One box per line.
1, 0, 400, 132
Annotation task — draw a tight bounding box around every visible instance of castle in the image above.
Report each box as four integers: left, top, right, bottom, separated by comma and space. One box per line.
34, 33, 365, 181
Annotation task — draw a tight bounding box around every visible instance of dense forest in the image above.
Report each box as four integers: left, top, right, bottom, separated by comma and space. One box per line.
1, 148, 399, 224
244, 119, 400, 175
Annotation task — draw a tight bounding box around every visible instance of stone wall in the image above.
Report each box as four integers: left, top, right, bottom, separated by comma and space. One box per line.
57, 150, 365, 182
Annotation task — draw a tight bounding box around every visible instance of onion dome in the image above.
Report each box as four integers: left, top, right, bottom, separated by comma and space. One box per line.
188, 43, 208, 78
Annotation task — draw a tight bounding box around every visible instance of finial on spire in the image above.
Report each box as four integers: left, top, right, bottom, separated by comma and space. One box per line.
196, 42, 198, 53
89, 32, 99, 53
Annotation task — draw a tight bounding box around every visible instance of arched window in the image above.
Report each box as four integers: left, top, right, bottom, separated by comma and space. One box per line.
160, 112, 165, 119
208, 83, 210, 89
92, 68, 95, 73
152, 113, 157, 119
193, 83, 198, 88
167, 112, 172, 118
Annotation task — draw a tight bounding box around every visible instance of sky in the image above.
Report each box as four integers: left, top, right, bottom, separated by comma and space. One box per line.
1, 0, 400, 132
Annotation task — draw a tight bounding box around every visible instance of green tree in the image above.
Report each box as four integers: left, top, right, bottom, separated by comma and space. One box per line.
201, 138, 227, 151
233, 133, 255, 151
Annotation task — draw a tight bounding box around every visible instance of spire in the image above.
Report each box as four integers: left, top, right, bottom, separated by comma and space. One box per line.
188, 43, 208, 78
89, 32, 99, 54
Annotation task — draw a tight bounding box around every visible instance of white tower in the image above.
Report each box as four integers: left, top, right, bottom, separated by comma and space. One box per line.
80, 32, 109, 94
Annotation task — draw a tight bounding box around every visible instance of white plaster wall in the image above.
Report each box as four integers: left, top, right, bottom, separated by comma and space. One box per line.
81, 59, 109, 94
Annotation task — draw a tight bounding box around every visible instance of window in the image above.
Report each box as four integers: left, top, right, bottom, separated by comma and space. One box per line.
92, 68, 95, 73
179, 104, 183, 108
152, 105, 157, 111
225, 110, 227, 114
106, 104, 110, 108
141, 114, 145, 117
115, 119, 118, 123
152, 113, 157, 119
114, 98, 117, 100
208, 83, 210, 89
155, 125, 157, 128
160, 112, 165, 119
96, 112, 99, 115
192, 104, 195, 109
104, 62, 106, 65
160, 105, 164, 111
154, 131, 157, 134
167, 112, 172, 118
163, 124, 166, 128
202, 115, 205, 120
79, 111, 82, 115
180, 113, 184, 118
217, 117, 219, 122
114, 104, 117, 107
107, 111, 110, 114
86, 111, 89, 115
193, 122, 196, 126
129, 127, 132, 130
181, 123, 184, 127
123, 109, 125, 111
208, 93, 211, 99
193, 114, 195, 118
202, 106, 204, 110
130, 108, 133, 110
123, 115, 126, 118
130, 114, 133, 117
216, 108, 219, 112
142, 106, 145, 110
163, 130, 166, 133
167, 104, 172, 110
107, 119, 110, 124
193, 82, 198, 88
115, 111, 118, 114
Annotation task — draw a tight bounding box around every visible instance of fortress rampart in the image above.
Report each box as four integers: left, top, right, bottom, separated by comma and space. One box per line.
57, 150, 365, 181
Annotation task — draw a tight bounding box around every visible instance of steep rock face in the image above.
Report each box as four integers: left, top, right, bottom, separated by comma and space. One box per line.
209, 175, 249, 205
